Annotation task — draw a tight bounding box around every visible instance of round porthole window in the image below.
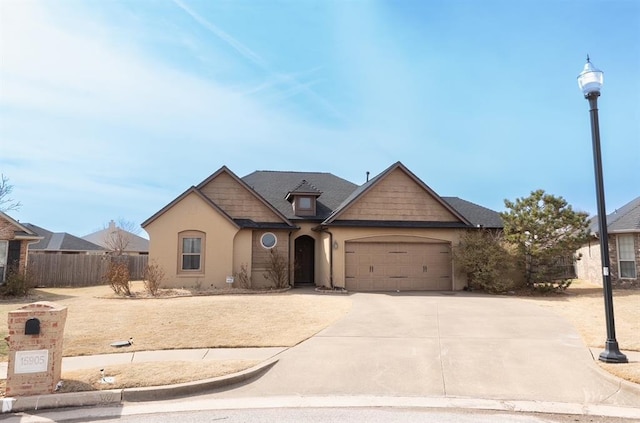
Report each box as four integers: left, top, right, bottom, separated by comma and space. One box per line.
260, 232, 277, 249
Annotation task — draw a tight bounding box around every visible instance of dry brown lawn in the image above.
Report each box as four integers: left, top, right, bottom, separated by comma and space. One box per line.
0, 283, 352, 359
522, 279, 640, 384
1, 283, 351, 395
1, 280, 638, 393
57, 360, 259, 392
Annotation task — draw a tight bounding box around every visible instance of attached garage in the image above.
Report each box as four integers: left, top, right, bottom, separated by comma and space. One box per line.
344, 242, 452, 291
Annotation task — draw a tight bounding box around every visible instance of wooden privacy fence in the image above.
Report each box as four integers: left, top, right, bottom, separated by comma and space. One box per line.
28, 254, 149, 287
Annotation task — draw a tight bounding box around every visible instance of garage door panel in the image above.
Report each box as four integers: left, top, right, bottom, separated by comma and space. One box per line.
345, 242, 451, 291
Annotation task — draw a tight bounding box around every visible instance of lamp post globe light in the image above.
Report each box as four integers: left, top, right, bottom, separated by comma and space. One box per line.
577, 57, 628, 364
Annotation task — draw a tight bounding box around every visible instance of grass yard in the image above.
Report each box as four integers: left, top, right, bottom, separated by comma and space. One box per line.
522, 279, 640, 384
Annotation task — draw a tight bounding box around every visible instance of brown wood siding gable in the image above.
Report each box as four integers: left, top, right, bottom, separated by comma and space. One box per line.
200, 172, 283, 223
339, 168, 461, 222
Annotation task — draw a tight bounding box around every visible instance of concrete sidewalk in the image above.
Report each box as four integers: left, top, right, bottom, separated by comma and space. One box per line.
0, 347, 286, 379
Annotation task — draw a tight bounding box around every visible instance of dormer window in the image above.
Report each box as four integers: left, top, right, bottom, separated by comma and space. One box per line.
285, 179, 322, 218
294, 196, 315, 216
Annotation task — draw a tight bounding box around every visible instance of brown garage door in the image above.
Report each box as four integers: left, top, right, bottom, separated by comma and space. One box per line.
345, 242, 451, 291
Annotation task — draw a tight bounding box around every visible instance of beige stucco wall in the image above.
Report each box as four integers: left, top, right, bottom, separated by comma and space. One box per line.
145, 192, 240, 289
325, 227, 468, 290
575, 240, 602, 285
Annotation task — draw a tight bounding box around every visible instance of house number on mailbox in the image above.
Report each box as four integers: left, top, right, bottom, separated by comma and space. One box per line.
14, 350, 49, 374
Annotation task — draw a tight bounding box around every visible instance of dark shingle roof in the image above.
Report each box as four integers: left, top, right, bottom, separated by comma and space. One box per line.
241, 167, 503, 228
24, 223, 106, 252
242, 171, 358, 220
589, 196, 640, 233
442, 197, 504, 229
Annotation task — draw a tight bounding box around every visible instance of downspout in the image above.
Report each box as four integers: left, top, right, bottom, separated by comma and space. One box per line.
24, 239, 43, 277
318, 226, 334, 289
288, 231, 293, 288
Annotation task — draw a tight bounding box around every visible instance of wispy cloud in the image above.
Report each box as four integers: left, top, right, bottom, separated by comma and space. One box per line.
171, 0, 344, 121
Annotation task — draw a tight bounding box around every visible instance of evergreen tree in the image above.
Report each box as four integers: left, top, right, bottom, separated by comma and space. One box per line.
501, 189, 590, 289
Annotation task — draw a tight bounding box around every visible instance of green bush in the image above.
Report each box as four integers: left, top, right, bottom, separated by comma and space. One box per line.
454, 229, 518, 294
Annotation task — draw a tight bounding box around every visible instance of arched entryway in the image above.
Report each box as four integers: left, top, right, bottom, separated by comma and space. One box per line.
294, 235, 315, 286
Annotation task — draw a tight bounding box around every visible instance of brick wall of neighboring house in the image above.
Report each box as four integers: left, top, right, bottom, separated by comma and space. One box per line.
0, 218, 14, 239
610, 233, 640, 288
1, 218, 29, 277
18, 240, 28, 275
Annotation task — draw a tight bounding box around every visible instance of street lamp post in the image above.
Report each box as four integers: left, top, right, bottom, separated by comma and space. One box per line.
577, 56, 627, 364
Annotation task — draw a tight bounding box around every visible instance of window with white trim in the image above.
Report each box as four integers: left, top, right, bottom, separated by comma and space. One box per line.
179, 231, 204, 272
617, 234, 636, 279
0, 240, 7, 282
261, 232, 277, 249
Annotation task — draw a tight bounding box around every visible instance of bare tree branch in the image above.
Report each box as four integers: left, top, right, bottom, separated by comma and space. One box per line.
0, 174, 22, 212
103, 218, 140, 255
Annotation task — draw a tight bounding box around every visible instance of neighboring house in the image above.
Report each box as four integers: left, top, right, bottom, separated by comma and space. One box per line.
142, 162, 502, 292
24, 223, 107, 255
575, 196, 640, 287
82, 220, 149, 255
0, 212, 42, 283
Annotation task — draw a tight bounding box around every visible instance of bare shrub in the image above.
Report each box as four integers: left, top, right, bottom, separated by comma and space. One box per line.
143, 261, 165, 296
234, 263, 252, 289
263, 248, 289, 289
0, 264, 34, 297
105, 261, 131, 296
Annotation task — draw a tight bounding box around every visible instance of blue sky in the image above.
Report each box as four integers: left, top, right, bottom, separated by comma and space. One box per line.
1, 0, 639, 237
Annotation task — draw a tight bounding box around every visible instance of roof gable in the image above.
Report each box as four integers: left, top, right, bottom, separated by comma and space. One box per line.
285, 179, 323, 202
143, 167, 294, 229
142, 186, 240, 229
0, 211, 41, 240
81, 223, 149, 252
324, 162, 471, 225
589, 196, 640, 233
198, 167, 292, 224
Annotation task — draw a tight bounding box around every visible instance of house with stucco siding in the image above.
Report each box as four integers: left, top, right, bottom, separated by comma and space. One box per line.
142, 162, 503, 292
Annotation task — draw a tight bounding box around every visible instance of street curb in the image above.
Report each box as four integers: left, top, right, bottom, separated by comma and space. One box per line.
2, 359, 278, 413
587, 348, 640, 398
122, 358, 278, 402
2, 389, 122, 413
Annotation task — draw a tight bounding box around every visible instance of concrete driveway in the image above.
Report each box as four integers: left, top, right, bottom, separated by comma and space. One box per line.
215, 291, 639, 407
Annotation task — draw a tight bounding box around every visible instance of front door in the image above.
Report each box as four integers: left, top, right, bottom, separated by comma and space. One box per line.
294, 235, 315, 286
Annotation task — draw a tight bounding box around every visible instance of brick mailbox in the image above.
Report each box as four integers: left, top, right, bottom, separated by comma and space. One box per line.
5, 302, 68, 396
